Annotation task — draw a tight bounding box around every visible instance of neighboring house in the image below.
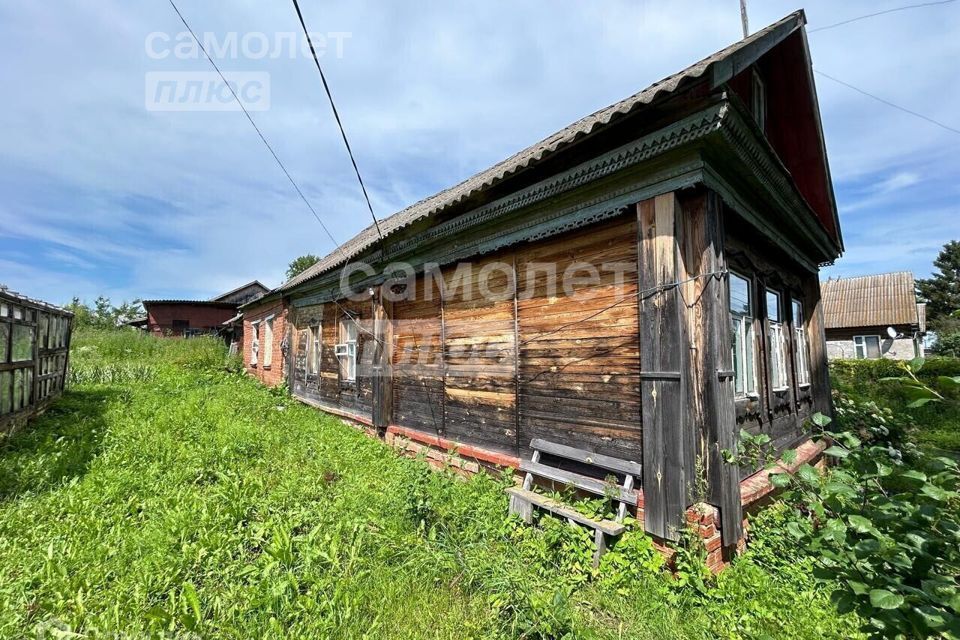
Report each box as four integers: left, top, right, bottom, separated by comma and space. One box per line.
241, 295, 288, 387
142, 281, 268, 338
211, 281, 270, 306
241, 12, 843, 556
822, 272, 927, 360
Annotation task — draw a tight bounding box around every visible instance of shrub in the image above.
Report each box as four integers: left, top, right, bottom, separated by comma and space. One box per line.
771, 411, 960, 639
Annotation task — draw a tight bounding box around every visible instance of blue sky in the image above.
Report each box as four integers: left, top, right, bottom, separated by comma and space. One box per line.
1, 1, 958, 305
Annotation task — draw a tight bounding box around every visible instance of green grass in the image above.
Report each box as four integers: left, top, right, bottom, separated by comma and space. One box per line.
0, 329, 858, 638
830, 358, 960, 454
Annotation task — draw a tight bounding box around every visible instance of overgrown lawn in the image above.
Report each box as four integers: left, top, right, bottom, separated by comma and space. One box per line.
0, 330, 858, 638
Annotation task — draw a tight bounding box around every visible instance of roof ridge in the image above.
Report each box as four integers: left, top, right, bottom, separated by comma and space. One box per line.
822, 271, 914, 283
281, 10, 806, 291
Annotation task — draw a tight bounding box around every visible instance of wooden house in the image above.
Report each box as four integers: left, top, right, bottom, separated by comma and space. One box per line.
822, 272, 926, 360
242, 12, 843, 553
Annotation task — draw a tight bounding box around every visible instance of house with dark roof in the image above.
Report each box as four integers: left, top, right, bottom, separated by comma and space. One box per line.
240, 12, 843, 560
142, 280, 268, 337
822, 272, 926, 360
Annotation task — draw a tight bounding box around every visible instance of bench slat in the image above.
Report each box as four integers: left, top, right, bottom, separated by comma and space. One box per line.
506, 487, 625, 535
529, 438, 643, 478
519, 460, 638, 505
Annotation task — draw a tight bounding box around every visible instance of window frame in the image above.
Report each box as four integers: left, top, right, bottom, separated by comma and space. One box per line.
728, 270, 758, 398
250, 320, 260, 366
765, 288, 789, 392
312, 323, 321, 375
792, 299, 811, 387
263, 315, 275, 368
336, 314, 358, 383
854, 334, 882, 360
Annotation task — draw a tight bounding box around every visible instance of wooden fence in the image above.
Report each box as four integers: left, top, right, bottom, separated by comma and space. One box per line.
0, 288, 73, 433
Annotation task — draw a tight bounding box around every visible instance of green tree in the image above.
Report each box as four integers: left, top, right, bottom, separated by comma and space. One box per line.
64, 297, 93, 328
64, 297, 144, 329
917, 240, 960, 332
285, 254, 321, 281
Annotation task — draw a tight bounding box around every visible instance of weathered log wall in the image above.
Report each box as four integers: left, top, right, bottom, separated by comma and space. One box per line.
285, 188, 825, 545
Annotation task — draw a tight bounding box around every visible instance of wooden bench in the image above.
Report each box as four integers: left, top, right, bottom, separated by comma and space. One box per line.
506, 438, 642, 566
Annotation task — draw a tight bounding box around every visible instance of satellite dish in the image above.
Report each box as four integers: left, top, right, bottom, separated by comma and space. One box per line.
886, 326, 898, 339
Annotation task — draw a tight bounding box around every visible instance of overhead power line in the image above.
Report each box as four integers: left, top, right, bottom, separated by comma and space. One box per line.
814, 70, 960, 136
290, 0, 385, 247
166, 0, 347, 262
808, 0, 956, 33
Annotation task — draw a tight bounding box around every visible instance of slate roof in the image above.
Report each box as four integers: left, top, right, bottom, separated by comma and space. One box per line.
281, 11, 808, 291
211, 280, 269, 303
141, 300, 238, 307
821, 272, 923, 330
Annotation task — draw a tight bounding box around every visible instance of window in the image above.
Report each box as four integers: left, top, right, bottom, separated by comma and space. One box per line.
766, 289, 788, 390
336, 315, 358, 382
250, 321, 260, 366
263, 316, 274, 367
308, 323, 321, 374
11, 325, 33, 362
854, 335, 882, 360
793, 299, 810, 386
752, 68, 766, 131
729, 272, 757, 397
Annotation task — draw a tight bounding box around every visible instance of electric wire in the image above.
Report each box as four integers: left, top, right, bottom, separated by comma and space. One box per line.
290, 0, 385, 246
808, 0, 956, 33
166, 0, 347, 262
814, 70, 960, 136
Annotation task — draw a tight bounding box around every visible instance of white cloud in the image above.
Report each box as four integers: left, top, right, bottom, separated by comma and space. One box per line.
0, 0, 958, 303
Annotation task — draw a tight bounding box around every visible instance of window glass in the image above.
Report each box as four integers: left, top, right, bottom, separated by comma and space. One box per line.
305, 327, 315, 374
766, 288, 787, 389
338, 315, 359, 382
0, 371, 10, 414
729, 273, 751, 315
264, 318, 274, 367
729, 273, 756, 396
766, 291, 781, 323
854, 335, 882, 360
0, 323, 7, 362
310, 324, 321, 374
250, 322, 260, 365
12, 369, 23, 411
12, 325, 33, 362
793, 300, 810, 385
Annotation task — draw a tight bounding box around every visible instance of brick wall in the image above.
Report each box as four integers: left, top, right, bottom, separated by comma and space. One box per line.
243, 298, 289, 387
825, 324, 922, 360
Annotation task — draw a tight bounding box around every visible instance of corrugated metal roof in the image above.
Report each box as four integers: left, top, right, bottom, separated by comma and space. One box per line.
821, 272, 921, 329
211, 280, 269, 302
281, 11, 806, 292
142, 300, 238, 307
